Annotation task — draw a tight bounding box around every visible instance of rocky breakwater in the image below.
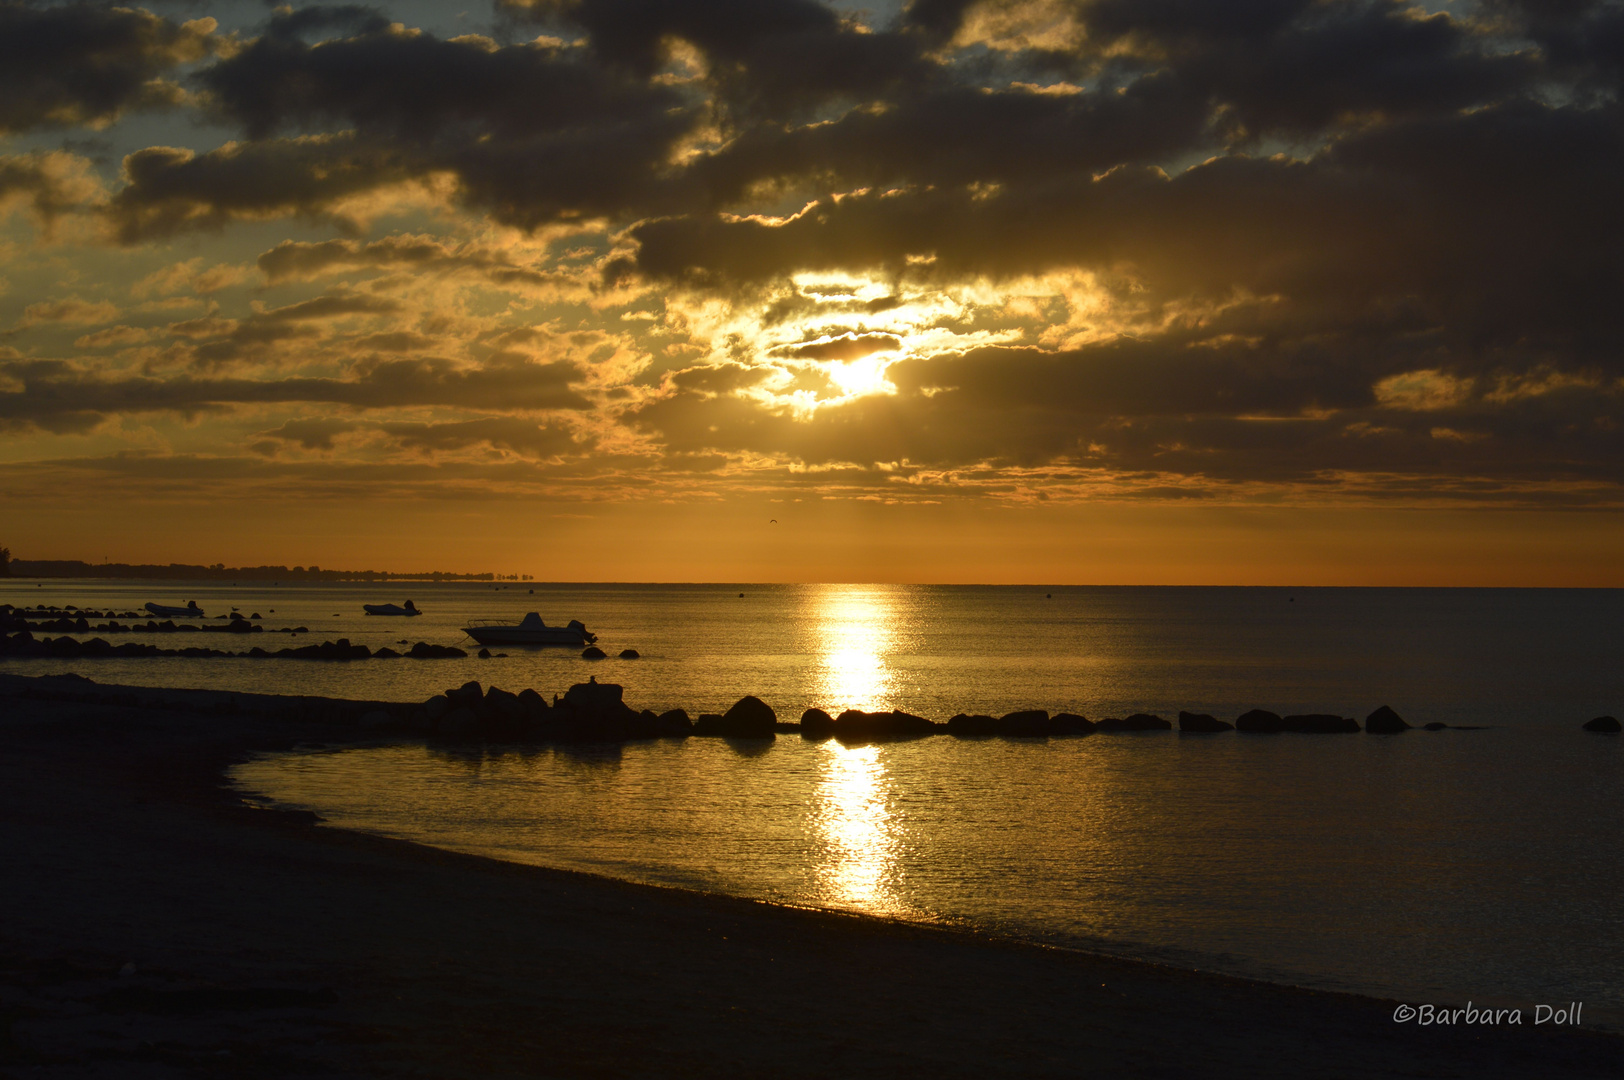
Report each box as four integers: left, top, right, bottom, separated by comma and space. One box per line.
943, 710, 1095, 737
0, 631, 467, 661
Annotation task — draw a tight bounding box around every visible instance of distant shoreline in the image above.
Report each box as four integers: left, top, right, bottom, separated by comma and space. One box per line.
5, 560, 527, 582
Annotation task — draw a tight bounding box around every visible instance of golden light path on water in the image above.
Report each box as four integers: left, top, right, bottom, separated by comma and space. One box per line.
804, 585, 909, 915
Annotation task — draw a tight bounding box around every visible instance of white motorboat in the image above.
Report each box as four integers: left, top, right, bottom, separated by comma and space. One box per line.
463, 612, 595, 646
363, 601, 421, 616
146, 601, 204, 618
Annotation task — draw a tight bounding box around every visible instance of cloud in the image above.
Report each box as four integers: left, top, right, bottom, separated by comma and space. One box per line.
0, 2, 217, 134
0, 151, 105, 227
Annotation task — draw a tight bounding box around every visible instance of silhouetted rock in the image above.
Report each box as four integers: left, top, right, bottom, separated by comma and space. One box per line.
445, 681, 483, 708
656, 708, 693, 735
800, 708, 835, 739
582, 646, 606, 659
1365, 705, 1411, 733
1235, 709, 1284, 733
619, 649, 640, 659
372, 647, 400, 659
1098, 714, 1172, 732
834, 709, 935, 740
1051, 712, 1095, 734
1178, 711, 1233, 732
517, 688, 548, 718
359, 710, 393, 730
947, 713, 997, 736
1583, 715, 1621, 733
564, 677, 622, 709
997, 709, 1051, 736
1424, 722, 1448, 731
1282, 714, 1360, 733
408, 641, 467, 659
693, 696, 776, 738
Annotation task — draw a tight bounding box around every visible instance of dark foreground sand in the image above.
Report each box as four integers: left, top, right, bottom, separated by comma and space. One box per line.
2, 674, 1618, 1079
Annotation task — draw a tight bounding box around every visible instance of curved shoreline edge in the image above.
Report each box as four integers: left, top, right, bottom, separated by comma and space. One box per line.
2, 671, 1618, 1078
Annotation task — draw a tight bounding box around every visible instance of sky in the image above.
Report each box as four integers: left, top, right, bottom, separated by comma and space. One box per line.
1, 0, 1622, 583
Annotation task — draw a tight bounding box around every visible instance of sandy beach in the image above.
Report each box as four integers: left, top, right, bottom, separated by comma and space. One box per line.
1, 672, 1617, 1079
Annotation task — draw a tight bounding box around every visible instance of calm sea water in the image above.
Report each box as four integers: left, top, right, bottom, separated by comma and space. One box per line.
7, 581, 1623, 1022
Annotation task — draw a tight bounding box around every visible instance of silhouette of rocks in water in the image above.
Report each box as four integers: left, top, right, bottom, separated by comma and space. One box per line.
1583, 715, 1621, 733
1423, 722, 1449, 731
800, 708, 835, 739
1051, 712, 1095, 734
1097, 714, 1172, 732
997, 709, 1051, 737
1365, 705, 1411, 733
477, 648, 492, 659
946, 713, 997, 736
1235, 709, 1285, 733
655, 708, 693, 735
581, 646, 606, 659
619, 649, 640, 659
832, 708, 936, 740
1281, 714, 1360, 733
1178, 711, 1233, 732
694, 696, 776, 738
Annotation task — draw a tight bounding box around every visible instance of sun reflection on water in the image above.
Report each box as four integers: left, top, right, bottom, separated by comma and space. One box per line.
811, 742, 906, 914
807, 584, 901, 713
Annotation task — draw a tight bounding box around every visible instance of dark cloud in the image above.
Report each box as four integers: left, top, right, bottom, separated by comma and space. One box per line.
0, 1, 216, 133
380, 416, 591, 458
256, 235, 572, 293
0, 354, 590, 432
774, 333, 903, 362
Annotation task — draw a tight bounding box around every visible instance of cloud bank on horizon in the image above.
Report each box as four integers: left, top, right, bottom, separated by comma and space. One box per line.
2, 0, 1622, 517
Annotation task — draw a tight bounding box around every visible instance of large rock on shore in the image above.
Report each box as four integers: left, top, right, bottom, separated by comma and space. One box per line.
1281, 714, 1360, 733
946, 713, 997, 736
1365, 705, 1411, 733
1178, 711, 1233, 732
833, 709, 936, 740
1583, 715, 1621, 733
1097, 714, 1172, 732
1235, 709, 1284, 733
694, 696, 777, 738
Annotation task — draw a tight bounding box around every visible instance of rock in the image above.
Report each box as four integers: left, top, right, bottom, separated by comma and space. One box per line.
656, 708, 693, 735
582, 646, 606, 659
833, 709, 935, 740
800, 708, 835, 738
1051, 712, 1095, 734
1097, 714, 1172, 732
996, 709, 1051, 737
564, 677, 623, 710
437, 707, 479, 737
445, 681, 483, 708
477, 648, 492, 659
694, 696, 776, 738
619, 649, 640, 659
424, 696, 449, 721
1178, 711, 1233, 732
1235, 709, 1284, 733
517, 688, 548, 718
1365, 705, 1411, 733
1281, 714, 1360, 734
1583, 715, 1621, 733
358, 710, 393, 730
947, 713, 997, 736
1423, 722, 1448, 731
373, 647, 401, 659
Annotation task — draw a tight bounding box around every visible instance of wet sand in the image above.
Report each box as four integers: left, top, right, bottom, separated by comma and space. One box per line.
2, 673, 1618, 1078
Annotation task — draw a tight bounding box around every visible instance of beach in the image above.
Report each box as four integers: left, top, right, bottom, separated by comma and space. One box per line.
2, 672, 1618, 1078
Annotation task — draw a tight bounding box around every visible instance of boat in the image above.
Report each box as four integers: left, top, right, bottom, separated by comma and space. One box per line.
463, 612, 596, 646
363, 601, 421, 616
145, 601, 204, 618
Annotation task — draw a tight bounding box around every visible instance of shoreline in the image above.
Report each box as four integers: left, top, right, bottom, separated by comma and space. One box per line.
3, 672, 1619, 1077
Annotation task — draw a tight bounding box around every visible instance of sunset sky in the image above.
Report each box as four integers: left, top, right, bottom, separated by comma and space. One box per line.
2, 0, 1622, 583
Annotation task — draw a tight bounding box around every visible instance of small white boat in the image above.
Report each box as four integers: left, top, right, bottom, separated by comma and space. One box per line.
463, 612, 595, 646
146, 601, 204, 618
363, 601, 421, 616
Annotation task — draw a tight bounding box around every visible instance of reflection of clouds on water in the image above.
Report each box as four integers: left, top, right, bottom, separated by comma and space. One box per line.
811, 742, 907, 916
806, 585, 899, 714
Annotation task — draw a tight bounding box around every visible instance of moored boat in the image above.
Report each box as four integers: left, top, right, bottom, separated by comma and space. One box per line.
363, 601, 421, 616
463, 612, 595, 646
146, 601, 204, 618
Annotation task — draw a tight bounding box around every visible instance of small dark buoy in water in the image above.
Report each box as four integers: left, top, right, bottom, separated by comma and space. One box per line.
1046, 593, 1052, 598
739, 592, 745, 598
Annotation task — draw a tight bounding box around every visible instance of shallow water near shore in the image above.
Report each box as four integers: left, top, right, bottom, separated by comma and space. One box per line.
9, 580, 1623, 1023
235, 726, 1624, 1029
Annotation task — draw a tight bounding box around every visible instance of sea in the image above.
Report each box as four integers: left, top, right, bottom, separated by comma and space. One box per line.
5, 580, 1622, 1026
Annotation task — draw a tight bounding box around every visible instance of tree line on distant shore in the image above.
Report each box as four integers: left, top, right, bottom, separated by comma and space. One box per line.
1, 553, 525, 582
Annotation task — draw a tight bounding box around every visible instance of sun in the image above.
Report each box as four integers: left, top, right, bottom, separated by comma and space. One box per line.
827, 352, 898, 399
